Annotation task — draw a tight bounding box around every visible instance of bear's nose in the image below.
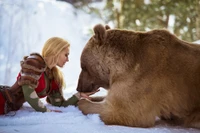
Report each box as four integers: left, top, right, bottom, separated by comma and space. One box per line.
76, 87, 81, 92
76, 84, 82, 92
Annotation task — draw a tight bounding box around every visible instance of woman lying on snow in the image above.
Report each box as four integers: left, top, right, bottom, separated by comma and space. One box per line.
0, 37, 99, 114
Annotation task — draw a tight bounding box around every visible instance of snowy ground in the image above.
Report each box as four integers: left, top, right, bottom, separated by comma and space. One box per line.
0, 86, 200, 133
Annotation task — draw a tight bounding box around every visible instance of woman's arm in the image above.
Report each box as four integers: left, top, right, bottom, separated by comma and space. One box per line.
47, 90, 78, 107
22, 85, 51, 112
47, 89, 100, 107
19, 53, 51, 112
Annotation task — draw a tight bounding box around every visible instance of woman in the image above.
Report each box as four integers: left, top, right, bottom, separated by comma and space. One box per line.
0, 37, 98, 114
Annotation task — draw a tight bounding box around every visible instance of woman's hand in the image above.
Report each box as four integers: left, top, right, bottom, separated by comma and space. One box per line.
75, 89, 100, 100
51, 109, 62, 113
80, 89, 100, 99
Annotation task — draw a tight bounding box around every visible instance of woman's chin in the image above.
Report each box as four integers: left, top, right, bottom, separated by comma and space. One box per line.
57, 64, 64, 68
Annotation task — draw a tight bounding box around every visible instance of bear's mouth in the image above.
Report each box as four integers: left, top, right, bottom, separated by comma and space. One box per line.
79, 84, 99, 92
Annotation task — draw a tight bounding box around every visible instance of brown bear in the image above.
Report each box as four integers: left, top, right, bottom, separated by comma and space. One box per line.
76, 24, 200, 128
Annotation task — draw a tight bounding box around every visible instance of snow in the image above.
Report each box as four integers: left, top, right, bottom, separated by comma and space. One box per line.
0, 0, 200, 133
194, 40, 200, 44
0, 90, 199, 133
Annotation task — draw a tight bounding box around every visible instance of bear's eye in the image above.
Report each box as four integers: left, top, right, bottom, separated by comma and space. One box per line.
82, 66, 87, 71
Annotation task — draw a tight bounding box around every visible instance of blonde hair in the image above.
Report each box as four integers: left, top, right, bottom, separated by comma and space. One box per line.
42, 37, 70, 90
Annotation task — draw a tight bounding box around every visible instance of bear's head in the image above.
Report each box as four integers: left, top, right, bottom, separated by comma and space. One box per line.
76, 24, 137, 92
76, 24, 110, 92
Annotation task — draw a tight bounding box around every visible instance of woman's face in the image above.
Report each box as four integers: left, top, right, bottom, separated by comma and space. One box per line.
57, 47, 69, 67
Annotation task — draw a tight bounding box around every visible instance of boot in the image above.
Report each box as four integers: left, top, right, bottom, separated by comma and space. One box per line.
0, 81, 25, 114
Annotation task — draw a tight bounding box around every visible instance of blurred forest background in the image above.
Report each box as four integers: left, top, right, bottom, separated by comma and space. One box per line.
60, 0, 200, 42
0, 0, 200, 85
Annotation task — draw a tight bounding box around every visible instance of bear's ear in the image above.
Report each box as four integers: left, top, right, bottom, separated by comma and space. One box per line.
93, 24, 107, 45
105, 25, 110, 30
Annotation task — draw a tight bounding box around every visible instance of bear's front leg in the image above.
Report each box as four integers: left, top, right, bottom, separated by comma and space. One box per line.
78, 99, 103, 115
90, 96, 105, 102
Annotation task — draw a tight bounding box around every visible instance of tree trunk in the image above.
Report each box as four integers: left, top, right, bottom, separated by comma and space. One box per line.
196, 0, 200, 40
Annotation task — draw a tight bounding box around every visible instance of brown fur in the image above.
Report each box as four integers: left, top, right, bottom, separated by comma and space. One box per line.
18, 53, 47, 89
76, 24, 200, 128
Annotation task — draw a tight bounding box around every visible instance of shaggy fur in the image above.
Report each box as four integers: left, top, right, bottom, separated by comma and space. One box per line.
76, 24, 200, 128
18, 53, 46, 89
